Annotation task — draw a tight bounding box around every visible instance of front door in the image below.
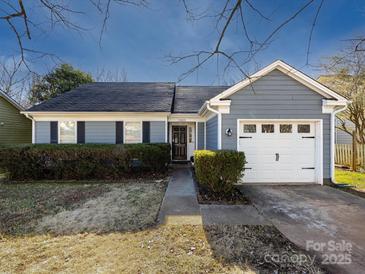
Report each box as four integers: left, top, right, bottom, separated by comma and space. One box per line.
172, 126, 187, 160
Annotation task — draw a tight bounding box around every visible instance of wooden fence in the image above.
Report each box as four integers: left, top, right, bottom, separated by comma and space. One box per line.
335, 144, 365, 168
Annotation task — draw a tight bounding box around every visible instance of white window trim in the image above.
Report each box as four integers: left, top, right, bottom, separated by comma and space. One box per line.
58, 120, 77, 144
195, 122, 198, 150
236, 119, 323, 185
124, 121, 143, 144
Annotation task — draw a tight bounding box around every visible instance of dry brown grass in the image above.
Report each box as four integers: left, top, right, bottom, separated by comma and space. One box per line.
36, 182, 166, 235
0, 225, 250, 274
0, 179, 325, 273
0, 180, 167, 235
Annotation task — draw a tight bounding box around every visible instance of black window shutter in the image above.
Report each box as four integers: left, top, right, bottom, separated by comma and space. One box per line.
50, 121, 58, 144
142, 121, 150, 143
77, 122, 85, 144
116, 121, 124, 144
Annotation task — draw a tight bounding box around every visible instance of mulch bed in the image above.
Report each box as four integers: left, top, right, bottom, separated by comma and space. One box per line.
191, 168, 250, 205
196, 184, 250, 205
195, 181, 250, 205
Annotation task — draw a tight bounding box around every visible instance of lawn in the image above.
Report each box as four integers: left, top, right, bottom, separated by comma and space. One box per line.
335, 168, 365, 191
0, 179, 167, 235
0, 179, 325, 273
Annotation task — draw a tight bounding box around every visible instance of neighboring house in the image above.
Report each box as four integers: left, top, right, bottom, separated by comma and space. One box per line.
0, 92, 31, 144
335, 118, 354, 144
317, 75, 354, 145
22, 60, 348, 184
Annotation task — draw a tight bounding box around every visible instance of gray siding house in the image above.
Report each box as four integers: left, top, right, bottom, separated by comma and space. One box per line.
23, 60, 348, 184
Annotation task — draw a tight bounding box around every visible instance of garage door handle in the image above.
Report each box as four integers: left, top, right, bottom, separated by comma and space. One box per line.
275, 153, 279, 161
239, 136, 252, 139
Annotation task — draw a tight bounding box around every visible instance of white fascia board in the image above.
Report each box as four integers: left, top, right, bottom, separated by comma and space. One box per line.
168, 113, 205, 122
210, 60, 349, 103
209, 100, 231, 106
209, 99, 231, 114
322, 99, 349, 114
25, 112, 170, 121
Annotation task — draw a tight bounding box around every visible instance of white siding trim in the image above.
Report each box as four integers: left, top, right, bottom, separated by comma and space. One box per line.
32, 119, 35, 144
28, 113, 169, 122
165, 119, 168, 143
195, 122, 198, 150
204, 122, 206, 149
217, 113, 222, 149
330, 105, 348, 181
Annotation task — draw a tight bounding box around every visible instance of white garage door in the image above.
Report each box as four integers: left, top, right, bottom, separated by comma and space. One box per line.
238, 121, 317, 183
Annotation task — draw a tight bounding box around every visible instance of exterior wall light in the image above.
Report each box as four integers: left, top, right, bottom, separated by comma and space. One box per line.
225, 128, 232, 136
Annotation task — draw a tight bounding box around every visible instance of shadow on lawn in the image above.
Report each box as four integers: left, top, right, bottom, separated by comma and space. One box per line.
202, 223, 328, 274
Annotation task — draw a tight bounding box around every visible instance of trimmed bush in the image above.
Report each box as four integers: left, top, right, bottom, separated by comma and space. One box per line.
194, 150, 246, 194
0, 143, 170, 180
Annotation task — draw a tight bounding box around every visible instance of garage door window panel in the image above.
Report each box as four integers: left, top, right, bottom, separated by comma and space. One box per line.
280, 124, 292, 133
298, 124, 311, 133
261, 124, 274, 133
243, 124, 256, 133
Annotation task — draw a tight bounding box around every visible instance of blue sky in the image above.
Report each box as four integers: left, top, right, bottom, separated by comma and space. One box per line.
1, 0, 365, 85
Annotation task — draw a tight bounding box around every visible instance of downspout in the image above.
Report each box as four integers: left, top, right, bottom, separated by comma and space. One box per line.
330, 104, 348, 183
206, 101, 222, 149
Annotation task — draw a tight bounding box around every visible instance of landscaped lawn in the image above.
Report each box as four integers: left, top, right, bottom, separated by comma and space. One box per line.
335, 168, 365, 192
0, 179, 325, 273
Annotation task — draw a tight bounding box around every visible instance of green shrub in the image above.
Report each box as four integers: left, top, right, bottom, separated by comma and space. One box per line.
0, 143, 170, 180
194, 150, 246, 194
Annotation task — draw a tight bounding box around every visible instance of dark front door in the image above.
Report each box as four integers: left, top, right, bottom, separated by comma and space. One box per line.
172, 126, 187, 160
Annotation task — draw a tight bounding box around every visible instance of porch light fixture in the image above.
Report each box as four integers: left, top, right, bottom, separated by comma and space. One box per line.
225, 128, 232, 136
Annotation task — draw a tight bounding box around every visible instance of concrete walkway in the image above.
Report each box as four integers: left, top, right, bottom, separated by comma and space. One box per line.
158, 166, 202, 225
158, 166, 265, 226
201, 204, 268, 225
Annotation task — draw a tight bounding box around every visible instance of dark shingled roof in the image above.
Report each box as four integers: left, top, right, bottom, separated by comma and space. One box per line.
27, 82, 176, 112
26, 82, 230, 113
173, 86, 229, 113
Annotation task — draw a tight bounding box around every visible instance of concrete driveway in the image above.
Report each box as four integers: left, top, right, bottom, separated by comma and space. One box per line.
240, 185, 365, 274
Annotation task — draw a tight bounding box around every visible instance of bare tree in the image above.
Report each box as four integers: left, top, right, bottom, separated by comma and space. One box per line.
169, 0, 325, 81
2, 0, 362, 84
0, 56, 31, 105
94, 67, 128, 82
319, 43, 365, 145
0, 0, 147, 70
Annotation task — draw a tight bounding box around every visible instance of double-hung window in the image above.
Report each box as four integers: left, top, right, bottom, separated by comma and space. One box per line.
125, 121, 142, 143
59, 121, 76, 144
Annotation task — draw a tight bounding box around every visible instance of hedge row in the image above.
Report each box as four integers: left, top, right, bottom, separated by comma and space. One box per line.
0, 143, 170, 180
194, 150, 246, 194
